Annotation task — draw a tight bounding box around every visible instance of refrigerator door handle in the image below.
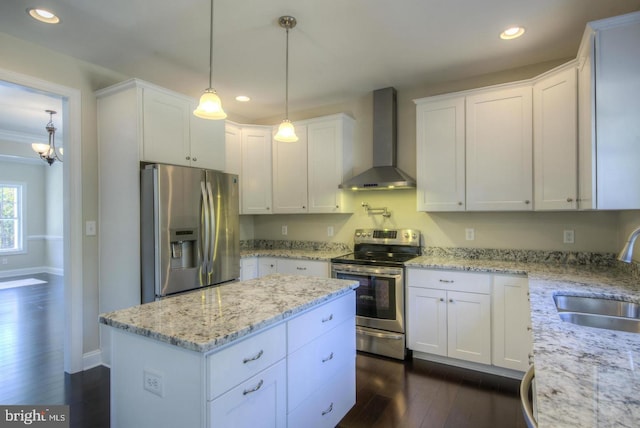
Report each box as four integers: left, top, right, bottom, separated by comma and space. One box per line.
200, 180, 210, 276
206, 180, 216, 279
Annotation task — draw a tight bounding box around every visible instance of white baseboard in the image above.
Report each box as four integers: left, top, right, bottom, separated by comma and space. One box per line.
412, 351, 524, 380
0, 266, 64, 279
83, 349, 105, 371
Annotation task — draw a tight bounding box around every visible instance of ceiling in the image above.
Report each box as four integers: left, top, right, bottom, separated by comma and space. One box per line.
0, 0, 639, 134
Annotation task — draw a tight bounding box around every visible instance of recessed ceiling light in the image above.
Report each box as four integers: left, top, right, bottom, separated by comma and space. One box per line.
500, 26, 525, 40
27, 8, 61, 24
235, 95, 251, 102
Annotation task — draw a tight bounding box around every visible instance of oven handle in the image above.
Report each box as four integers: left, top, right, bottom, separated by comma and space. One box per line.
356, 327, 403, 340
331, 264, 403, 276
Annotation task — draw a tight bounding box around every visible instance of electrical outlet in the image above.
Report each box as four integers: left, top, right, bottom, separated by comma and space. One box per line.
85, 220, 96, 236
1, 257, 7, 265
465, 228, 475, 241
143, 369, 164, 397
281, 225, 288, 236
327, 226, 334, 237
563, 230, 575, 244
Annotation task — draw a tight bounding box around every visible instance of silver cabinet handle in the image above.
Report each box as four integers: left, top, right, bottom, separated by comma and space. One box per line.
525, 200, 530, 204
242, 350, 264, 364
321, 402, 334, 416
302, 205, 306, 209
336, 205, 339, 208
322, 352, 334, 363
527, 326, 532, 331
566, 197, 573, 202
296, 266, 307, 271
439, 279, 454, 283
449, 299, 454, 303
242, 379, 264, 396
439, 298, 444, 302
185, 156, 190, 160
321, 314, 333, 323
458, 201, 463, 206
192, 157, 197, 162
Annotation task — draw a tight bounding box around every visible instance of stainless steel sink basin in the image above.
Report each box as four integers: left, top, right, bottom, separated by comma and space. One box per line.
553, 295, 640, 333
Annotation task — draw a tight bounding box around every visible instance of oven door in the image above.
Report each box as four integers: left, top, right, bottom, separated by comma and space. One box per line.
331, 263, 404, 334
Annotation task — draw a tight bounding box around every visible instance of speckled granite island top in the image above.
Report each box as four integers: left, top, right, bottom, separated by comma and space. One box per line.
99, 274, 358, 354
407, 256, 640, 428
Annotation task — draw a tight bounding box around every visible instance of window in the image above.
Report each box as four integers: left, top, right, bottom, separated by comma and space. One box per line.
0, 184, 23, 253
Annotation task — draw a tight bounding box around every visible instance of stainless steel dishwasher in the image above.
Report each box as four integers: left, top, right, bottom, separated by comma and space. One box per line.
520, 364, 538, 428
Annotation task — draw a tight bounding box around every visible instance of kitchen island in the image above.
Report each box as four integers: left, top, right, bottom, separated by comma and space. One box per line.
99, 274, 359, 428
406, 255, 640, 428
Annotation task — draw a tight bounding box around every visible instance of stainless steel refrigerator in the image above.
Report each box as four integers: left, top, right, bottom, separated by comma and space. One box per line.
140, 163, 240, 303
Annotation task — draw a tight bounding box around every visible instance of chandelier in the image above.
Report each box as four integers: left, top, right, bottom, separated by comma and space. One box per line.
31, 110, 62, 166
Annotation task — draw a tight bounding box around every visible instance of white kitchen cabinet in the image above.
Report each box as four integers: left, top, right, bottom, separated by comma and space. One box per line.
306, 114, 354, 213
492, 275, 531, 372
258, 257, 278, 277
577, 12, 640, 209
276, 258, 329, 278
533, 64, 578, 210
271, 114, 354, 214
141, 84, 225, 170
407, 269, 491, 365
466, 84, 533, 211
415, 95, 466, 211
240, 257, 258, 281
241, 125, 273, 214
272, 125, 309, 213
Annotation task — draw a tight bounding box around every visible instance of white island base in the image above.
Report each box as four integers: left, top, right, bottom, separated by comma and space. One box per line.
102, 275, 357, 428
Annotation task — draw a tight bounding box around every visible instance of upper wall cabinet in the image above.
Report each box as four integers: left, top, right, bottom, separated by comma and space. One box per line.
578, 11, 640, 210
415, 96, 466, 212
533, 65, 578, 210
466, 85, 533, 211
241, 125, 273, 214
272, 114, 354, 214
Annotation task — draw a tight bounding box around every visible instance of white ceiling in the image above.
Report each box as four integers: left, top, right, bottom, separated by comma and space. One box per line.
0, 0, 639, 135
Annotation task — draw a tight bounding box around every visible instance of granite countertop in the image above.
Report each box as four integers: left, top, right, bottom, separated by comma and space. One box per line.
240, 248, 350, 261
99, 274, 359, 354
407, 256, 640, 428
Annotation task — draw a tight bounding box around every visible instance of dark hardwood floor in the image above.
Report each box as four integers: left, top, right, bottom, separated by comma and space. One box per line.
1, 274, 525, 428
0, 273, 109, 428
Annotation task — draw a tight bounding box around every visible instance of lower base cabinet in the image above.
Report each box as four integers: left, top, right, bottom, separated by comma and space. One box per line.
407, 268, 530, 374
109, 292, 355, 428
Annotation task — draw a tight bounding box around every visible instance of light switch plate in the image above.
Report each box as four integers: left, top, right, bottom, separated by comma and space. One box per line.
465, 228, 475, 241
563, 230, 575, 244
85, 220, 97, 236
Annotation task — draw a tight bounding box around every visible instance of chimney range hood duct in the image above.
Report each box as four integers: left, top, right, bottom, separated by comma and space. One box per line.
340, 87, 416, 190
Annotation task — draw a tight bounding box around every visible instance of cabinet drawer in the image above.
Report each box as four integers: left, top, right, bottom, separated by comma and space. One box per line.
209, 359, 286, 428
407, 268, 491, 294
207, 323, 286, 400
287, 362, 355, 428
288, 292, 355, 353
288, 318, 355, 412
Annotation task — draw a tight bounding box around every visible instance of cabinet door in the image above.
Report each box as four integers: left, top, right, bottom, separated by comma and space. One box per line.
466, 86, 533, 211
241, 126, 272, 214
276, 259, 328, 278
446, 291, 491, 364
577, 37, 596, 210
225, 123, 243, 211
240, 257, 258, 281
272, 125, 308, 213
416, 96, 466, 211
594, 18, 640, 209
492, 275, 531, 372
258, 257, 277, 277
209, 359, 286, 428
141, 87, 191, 166
533, 67, 578, 210
190, 115, 225, 171
406, 287, 447, 356
307, 117, 353, 213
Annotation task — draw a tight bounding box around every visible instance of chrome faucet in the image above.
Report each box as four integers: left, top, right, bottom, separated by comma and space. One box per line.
618, 226, 640, 263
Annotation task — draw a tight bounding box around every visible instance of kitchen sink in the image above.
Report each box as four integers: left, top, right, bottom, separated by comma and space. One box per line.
553, 295, 640, 333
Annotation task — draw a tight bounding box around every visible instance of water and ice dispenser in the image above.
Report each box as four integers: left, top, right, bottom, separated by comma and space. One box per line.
169, 228, 197, 269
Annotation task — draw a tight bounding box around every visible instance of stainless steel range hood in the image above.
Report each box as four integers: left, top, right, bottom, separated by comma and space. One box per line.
340, 87, 416, 190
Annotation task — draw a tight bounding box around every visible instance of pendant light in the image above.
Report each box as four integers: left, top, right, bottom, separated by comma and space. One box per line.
274, 16, 298, 143
193, 0, 227, 120
31, 110, 62, 166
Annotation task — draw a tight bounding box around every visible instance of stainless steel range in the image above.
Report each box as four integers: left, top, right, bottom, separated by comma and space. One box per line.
331, 228, 421, 360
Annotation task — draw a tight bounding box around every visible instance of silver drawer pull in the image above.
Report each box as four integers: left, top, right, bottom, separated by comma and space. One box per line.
322, 352, 334, 363
296, 266, 307, 270
439, 279, 454, 283
242, 379, 264, 396
242, 350, 264, 364
321, 402, 334, 416
321, 314, 334, 323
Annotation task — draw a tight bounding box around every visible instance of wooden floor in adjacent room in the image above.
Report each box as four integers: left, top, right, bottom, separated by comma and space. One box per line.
0, 274, 525, 428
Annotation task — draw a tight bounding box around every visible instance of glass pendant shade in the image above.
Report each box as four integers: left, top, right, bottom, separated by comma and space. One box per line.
274, 119, 298, 142
194, 89, 227, 119
31, 143, 50, 154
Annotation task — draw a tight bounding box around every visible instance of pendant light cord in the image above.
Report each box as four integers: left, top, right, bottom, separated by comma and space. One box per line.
285, 25, 289, 120
208, 0, 214, 89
